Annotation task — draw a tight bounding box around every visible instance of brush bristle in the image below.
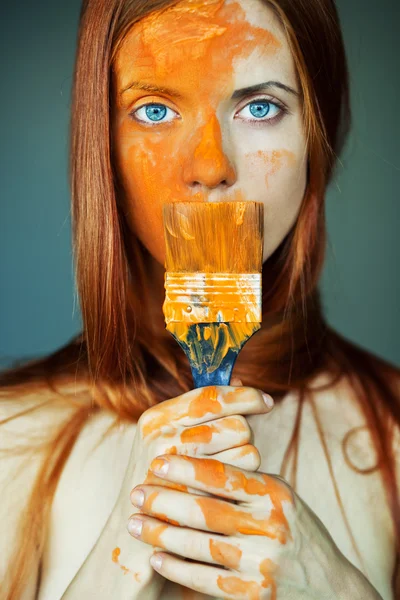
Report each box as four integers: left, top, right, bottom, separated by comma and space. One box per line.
163, 201, 263, 273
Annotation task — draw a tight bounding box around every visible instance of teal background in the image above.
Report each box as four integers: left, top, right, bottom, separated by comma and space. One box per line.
0, 0, 399, 367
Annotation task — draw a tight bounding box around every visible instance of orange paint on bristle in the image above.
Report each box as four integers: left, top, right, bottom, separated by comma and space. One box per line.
163, 201, 263, 275
162, 202, 263, 376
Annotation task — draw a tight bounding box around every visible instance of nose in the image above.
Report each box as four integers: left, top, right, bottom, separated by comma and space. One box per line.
182, 114, 237, 190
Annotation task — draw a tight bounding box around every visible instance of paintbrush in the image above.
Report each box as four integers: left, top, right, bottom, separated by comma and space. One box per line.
162, 201, 263, 388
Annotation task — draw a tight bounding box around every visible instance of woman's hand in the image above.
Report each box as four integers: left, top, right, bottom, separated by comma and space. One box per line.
61, 383, 274, 600
128, 454, 383, 599
129, 380, 274, 497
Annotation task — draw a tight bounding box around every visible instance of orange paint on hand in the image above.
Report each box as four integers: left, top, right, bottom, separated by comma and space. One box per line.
259, 558, 279, 597
180, 423, 218, 444
217, 561, 278, 600
216, 574, 261, 600
209, 538, 242, 570
140, 385, 223, 439
145, 522, 169, 547
144, 469, 188, 492
186, 458, 293, 543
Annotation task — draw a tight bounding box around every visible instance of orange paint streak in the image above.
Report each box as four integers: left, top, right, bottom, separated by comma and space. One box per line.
165, 445, 178, 454
209, 539, 242, 569
235, 444, 256, 458
112, 547, 120, 563
141, 385, 223, 438
187, 385, 222, 418
145, 522, 169, 547
113, 0, 281, 263
181, 423, 216, 444
186, 458, 293, 543
184, 455, 228, 488
245, 149, 296, 188
259, 558, 279, 598
143, 470, 188, 492
216, 574, 260, 600
145, 488, 181, 526
111, 547, 141, 580
181, 414, 247, 444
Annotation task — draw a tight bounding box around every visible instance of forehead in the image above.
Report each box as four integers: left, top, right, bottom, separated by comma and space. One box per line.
113, 0, 296, 96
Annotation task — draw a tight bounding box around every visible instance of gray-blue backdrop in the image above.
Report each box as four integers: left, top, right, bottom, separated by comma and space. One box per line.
1, 0, 399, 368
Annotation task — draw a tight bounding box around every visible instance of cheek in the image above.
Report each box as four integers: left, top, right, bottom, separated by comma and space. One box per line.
243, 149, 307, 261
113, 127, 181, 264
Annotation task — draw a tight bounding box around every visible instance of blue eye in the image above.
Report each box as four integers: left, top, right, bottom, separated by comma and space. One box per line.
130, 98, 287, 126
132, 103, 176, 124
238, 99, 283, 122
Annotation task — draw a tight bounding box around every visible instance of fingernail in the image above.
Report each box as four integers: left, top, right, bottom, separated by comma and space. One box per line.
131, 489, 144, 507
127, 518, 143, 537
150, 458, 169, 476
150, 554, 163, 570
262, 392, 274, 408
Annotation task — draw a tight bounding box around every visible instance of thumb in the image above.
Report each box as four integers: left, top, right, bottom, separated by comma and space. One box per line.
230, 377, 243, 386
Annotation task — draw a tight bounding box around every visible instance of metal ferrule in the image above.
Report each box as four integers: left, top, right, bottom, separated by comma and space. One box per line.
163, 272, 262, 324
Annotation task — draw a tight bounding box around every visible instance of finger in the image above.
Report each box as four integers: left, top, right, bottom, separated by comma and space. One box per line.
142, 445, 260, 496
128, 514, 247, 571
149, 456, 294, 543
139, 385, 273, 439
131, 484, 242, 536
230, 377, 243, 386
179, 415, 251, 455
130, 483, 288, 541
148, 552, 270, 600
211, 444, 261, 471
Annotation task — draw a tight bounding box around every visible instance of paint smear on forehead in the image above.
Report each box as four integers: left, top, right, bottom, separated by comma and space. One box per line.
120, 0, 282, 96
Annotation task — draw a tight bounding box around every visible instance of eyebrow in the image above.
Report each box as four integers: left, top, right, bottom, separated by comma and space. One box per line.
120, 80, 300, 99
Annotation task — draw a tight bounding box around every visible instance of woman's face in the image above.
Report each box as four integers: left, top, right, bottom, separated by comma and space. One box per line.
111, 0, 307, 267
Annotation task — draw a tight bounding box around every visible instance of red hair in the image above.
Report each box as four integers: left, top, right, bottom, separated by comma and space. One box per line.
1, 0, 399, 597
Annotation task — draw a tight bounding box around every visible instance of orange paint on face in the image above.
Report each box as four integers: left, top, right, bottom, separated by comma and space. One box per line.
112, 0, 282, 263
209, 538, 242, 569
244, 148, 296, 186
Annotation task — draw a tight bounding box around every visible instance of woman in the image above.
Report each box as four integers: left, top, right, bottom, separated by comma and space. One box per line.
1, 0, 399, 598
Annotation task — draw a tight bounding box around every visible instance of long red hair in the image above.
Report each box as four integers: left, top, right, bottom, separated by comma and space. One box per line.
1, 0, 399, 597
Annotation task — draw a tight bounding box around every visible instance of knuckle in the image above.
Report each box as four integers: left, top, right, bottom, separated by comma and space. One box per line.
245, 445, 261, 469
227, 415, 251, 442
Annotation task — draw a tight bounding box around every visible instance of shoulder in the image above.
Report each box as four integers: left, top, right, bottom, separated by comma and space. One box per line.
0, 381, 95, 597
302, 366, 399, 599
